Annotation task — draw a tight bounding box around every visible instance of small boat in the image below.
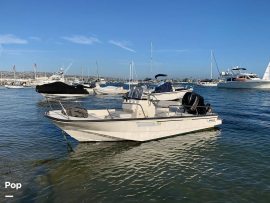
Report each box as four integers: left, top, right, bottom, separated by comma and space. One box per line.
217, 65, 270, 89
197, 51, 218, 87
5, 84, 25, 89
33, 66, 67, 86
36, 81, 89, 99
45, 87, 222, 142
197, 79, 218, 87
124, 61, 138, 86
143, 79, 192, 102
94, 84, 128, 95
5, 65, 25, 89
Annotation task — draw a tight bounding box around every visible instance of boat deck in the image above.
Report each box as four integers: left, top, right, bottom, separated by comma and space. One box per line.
46, 107, 210, 122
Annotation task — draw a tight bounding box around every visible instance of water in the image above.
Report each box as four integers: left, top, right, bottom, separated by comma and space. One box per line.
0, 87, 270, 202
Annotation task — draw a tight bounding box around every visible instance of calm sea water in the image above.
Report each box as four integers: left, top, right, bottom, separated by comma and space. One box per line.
0, 86, 270, 202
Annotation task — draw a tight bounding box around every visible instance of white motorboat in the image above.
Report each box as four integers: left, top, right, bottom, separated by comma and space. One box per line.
144, 81, 192, 101
45, 87, 222, 142
5, 84, 25, 89
32, 66, 67, 86
217, 64, 270, 89
197, 79, 218, 87
149, 89, 190, 101
94, 84, 128, 95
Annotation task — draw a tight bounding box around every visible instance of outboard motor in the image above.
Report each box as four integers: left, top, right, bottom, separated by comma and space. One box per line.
182, 92, 211, 115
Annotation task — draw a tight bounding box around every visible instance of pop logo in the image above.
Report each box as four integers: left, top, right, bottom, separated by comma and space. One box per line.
5, 182, 22, 190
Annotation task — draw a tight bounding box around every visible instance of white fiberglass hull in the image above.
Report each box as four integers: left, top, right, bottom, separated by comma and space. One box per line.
41, 93, 89, 99
5, 85, 25, 89
94, 87, 128, 95
47, 113, 221, 142
217, 80, 270, 89
197, 83, 218, 87
85, 88, 94, 95
150, 90, 190, 101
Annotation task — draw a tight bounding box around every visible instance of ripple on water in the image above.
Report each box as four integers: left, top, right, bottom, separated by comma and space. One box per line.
0, 87, 270, 202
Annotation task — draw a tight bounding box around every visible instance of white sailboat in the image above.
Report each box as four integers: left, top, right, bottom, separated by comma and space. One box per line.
262, 62, 270, 80
197, 50, 218, 87
124, 61, 138, 87
5, 65, 25, 89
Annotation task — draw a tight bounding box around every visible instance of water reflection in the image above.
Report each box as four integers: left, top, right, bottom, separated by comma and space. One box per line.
22, 130, 220, 202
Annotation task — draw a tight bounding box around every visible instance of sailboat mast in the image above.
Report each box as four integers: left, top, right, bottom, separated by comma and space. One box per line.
210, 50, 213, 80
150, 42, 153, 76
129, 62, 132, 90
33, 63, 37, 80
13, 65, 16, 81
96, 61, 99, 80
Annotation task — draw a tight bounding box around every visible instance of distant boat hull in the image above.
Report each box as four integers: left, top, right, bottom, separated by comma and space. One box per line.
217, 80, 270, 89
197, 82, 218, 87
41, 93, 89, 99
149, 89, 191, 101
5, 85, 25, 89
94, 86, 128, 95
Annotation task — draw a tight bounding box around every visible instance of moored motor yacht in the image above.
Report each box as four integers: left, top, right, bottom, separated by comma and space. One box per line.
45, 87, 222, 142
217, 64, 270, 89
36, 81, 89, 99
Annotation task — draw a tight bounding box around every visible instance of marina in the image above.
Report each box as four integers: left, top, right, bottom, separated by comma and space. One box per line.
1, 0, 270, 202
0, 86, 270, 201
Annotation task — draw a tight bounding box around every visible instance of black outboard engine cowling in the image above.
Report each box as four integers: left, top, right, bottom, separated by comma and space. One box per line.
182, 92, 211, 115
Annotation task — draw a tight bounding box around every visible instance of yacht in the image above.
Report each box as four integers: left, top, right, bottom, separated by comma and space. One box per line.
217, 64, 270, 89
36, 81, 89, 99
34, 68, 65, 86
45, 87, 222, 142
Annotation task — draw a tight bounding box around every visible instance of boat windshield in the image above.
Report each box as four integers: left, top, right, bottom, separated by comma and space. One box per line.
127, 86, 144, 99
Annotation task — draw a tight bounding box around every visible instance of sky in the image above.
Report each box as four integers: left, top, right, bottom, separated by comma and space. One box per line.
0, 0, 270, 79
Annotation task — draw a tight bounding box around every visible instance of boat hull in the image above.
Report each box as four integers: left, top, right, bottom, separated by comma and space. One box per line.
197, 83, 218, 87
150, 90, 190, 101
5, 85, 25, 89
41, 93, 89, 99
48, 115, 222, 142
217, 80, 270, 89
94, 87, 128, 95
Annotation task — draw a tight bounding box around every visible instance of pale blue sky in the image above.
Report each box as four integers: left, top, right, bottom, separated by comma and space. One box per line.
0, 0, 270, 79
